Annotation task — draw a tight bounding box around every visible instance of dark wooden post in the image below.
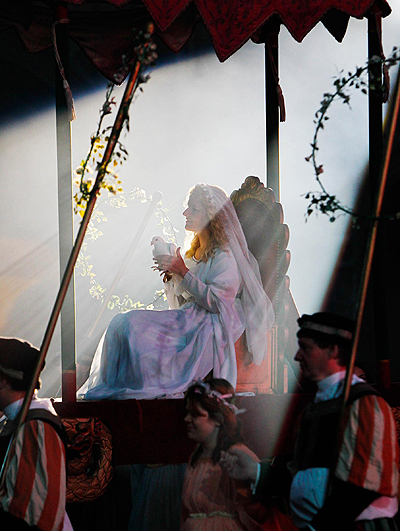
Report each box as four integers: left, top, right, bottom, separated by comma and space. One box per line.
261, 17, 285, 391
264, 18, 281, 200
368, 14, 391, 389
54, 2, 77, 402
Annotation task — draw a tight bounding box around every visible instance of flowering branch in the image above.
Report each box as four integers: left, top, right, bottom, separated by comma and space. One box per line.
74, 25, 157, 217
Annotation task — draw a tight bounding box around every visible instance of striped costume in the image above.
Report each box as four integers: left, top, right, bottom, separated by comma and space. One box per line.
289, 372, 399, 529
0, 397, 71, 531
337, 392, 399, 504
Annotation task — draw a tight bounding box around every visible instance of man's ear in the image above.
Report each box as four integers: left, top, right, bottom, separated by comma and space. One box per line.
327, 344, 340, 360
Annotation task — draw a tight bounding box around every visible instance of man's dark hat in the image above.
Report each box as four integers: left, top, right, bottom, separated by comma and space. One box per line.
0, 337, 43, 385
297, 312, 354, 344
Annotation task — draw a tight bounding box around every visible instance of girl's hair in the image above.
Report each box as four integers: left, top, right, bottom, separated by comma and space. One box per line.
184, 185, 229, 262
184, 378, 244, 466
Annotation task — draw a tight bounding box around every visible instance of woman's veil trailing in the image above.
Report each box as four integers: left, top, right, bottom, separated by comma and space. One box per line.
197, 184, 275, 368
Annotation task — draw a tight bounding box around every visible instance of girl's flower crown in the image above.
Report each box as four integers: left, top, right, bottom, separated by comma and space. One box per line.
191, 380, 246, 416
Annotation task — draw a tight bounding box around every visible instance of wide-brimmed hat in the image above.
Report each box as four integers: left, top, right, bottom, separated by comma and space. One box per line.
297, 312, 354, 344
0, 337, 43, 386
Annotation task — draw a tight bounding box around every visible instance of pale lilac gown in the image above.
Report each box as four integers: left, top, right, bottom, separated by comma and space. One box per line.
80, 249, 245, 400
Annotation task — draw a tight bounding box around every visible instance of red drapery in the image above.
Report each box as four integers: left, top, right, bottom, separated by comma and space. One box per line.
141, 0, 391, 60
0, 0, 391, 81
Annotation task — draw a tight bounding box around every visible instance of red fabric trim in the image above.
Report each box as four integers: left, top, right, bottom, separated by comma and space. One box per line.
142, 0, 192, 31
66, 0, 133, 5
9, 421, 39, 520
378, 398, 395, 494
343, 395, 399, 496
0, 5, 152, 83
347, 396, 375, 487
65, 0, 392, 62
141, 0, 392, 61
37, 423, 64, 531
1, 0, 391, 82
153, 3, 200, 54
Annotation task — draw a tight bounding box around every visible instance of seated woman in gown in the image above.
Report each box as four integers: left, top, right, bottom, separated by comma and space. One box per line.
80, 183, 274, 400
181, 378, 298, 530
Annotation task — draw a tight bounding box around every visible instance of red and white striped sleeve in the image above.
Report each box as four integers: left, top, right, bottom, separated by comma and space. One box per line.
335, 394, 399, 497
1, 419, 67, 531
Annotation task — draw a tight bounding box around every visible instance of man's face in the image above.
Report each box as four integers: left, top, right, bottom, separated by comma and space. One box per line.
294, 337, 334, 382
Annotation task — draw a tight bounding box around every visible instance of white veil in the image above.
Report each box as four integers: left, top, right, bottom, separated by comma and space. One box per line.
196, 184, 275, 367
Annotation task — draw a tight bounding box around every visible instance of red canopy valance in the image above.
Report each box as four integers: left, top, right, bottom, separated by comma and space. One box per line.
141, 0, 392, 60
0, 0, 391, 81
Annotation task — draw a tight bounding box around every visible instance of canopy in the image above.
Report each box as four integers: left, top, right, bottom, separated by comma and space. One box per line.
141, 0, 392, 60
0, 0, 391, 81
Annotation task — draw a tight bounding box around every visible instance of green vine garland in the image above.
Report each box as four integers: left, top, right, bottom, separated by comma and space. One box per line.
304, 47, 400, 222
73, 34, 178, 313
75, 188, 178, 313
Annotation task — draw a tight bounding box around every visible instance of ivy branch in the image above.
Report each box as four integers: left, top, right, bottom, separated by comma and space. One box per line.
75, 188, 178, 312
305, 47, 400, 222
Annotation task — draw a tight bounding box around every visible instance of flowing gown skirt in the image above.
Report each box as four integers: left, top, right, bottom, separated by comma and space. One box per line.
82, 303, 218, 400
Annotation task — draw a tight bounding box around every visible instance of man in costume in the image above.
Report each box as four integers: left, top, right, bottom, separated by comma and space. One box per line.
221, 312, 399, 530
0, 337, 72, 530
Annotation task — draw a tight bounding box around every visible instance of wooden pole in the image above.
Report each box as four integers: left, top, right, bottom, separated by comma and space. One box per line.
0, 25, 154, 489
343, 64, 400, 421
327, 65, 400, 500
54, 2, 77, 403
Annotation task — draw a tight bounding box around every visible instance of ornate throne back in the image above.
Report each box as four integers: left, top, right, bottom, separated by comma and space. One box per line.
231, 176, 291, 394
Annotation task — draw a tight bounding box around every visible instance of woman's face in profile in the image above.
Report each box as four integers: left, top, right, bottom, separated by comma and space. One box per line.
184, 399, 220, 447
183, 194, 209, 233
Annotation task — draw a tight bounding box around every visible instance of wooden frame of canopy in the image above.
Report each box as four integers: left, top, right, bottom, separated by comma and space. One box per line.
55, 3, 391, 400
0, 1, 393, 400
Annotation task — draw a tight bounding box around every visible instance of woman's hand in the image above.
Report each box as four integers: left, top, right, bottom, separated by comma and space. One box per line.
220, 448, 259, 482
153, 247, 189, 278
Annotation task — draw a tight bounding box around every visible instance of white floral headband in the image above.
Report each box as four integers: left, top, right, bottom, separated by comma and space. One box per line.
191, 380, 246, 416
190, 184, 228, 219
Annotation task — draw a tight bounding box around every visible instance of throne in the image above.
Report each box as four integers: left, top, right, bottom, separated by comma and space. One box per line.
231, 176, 297, 394
55, 176, 299, 467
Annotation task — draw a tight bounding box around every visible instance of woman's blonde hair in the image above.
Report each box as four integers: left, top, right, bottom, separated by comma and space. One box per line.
184, 184, 229, 262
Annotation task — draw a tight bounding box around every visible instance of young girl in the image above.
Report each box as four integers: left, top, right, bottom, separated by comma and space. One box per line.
181, 379, 297, 531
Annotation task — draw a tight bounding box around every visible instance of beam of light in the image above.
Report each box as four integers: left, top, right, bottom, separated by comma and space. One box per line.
1, 10, 400, 402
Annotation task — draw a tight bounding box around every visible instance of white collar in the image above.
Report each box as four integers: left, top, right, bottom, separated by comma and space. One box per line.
2, 394, 55, 421
315, 370, 364, 402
